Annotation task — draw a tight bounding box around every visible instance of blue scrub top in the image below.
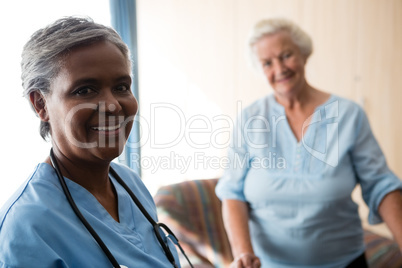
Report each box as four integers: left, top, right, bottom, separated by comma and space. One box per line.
0, 162, 180, 268
216, 94, 402, 268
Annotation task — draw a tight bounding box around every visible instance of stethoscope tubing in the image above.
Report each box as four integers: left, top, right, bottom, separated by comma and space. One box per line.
50, 149, 121, 267
49, 148, 187, 268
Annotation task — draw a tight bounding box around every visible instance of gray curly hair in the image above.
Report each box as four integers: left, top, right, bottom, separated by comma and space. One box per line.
21, 16, 131, 140
248, 18, 313, 68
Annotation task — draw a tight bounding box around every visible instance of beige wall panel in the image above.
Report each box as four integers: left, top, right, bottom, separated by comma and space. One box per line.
300, 0, 359, 100
355, 0, 402, 178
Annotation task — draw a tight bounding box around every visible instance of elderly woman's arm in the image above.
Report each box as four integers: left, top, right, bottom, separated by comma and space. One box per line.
222, 199, 261, 268
378, 190, 402, 252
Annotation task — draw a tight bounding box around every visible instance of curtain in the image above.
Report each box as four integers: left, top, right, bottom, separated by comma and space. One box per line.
109, 0, 141, 175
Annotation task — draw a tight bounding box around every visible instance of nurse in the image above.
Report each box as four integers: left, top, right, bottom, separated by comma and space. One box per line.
0, 17, 182, 267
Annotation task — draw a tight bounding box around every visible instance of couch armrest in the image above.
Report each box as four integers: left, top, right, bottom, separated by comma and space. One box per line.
154, 179, 233, 268
364, 229, 402, 268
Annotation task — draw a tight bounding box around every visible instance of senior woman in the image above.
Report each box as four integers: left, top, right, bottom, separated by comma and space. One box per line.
215, 18, 402, 268
0, 17, 186, 268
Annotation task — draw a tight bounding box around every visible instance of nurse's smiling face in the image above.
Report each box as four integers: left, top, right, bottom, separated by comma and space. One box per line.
38, 41, 137, 163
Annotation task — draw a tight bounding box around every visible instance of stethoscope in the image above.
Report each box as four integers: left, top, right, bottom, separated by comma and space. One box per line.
49, 148, 193, 268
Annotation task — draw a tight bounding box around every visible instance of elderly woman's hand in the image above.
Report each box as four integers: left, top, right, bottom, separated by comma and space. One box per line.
230, 253, 261, 268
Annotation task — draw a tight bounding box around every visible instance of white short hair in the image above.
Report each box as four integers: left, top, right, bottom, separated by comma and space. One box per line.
248, 18, 313, 68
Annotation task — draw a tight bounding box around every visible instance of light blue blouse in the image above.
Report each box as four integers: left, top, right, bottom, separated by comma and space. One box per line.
0, 162, 180, 268
216, 94, 402, 268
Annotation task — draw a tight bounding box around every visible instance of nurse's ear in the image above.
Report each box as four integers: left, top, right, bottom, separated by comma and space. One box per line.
29, 91, 49, 122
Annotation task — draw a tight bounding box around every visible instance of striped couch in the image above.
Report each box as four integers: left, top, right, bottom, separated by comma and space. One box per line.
154, 179, 402, 268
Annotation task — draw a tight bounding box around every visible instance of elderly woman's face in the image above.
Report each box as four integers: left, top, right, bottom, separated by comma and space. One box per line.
43, 41, 137, 162
254, 31, 307, 97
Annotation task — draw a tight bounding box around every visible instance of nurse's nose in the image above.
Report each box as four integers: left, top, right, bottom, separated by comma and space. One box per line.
97, 90, 122, 114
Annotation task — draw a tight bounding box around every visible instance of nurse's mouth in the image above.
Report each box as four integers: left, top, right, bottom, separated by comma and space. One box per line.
91, 124, 122, 135
91, 124, 121, 131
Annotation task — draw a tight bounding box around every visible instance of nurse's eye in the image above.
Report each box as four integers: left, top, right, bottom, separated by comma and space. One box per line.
115, 84, 130, 92
74, 87, 95, 96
